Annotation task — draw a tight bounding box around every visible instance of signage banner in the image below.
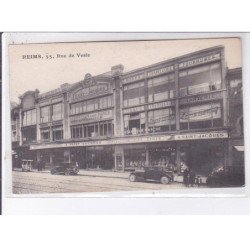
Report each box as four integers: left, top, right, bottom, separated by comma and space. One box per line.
180, 103, 221, 122
71, 83, 110, 100
179, 91, 223, 105
123, 106, 145, 114
70, 109, 113, 125
148, 100, 174, 110
30, 131, 228, 150
179, 53, 221, 69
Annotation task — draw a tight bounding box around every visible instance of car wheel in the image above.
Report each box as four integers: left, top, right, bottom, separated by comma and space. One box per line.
65, 169, 71, 176
161, 176, 170, 184
129, 174, 137, 182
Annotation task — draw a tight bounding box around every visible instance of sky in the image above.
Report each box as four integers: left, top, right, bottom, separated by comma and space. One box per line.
9, 37, 242, 102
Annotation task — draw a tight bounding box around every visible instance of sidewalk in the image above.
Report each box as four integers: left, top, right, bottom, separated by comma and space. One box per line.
13, 168, 130, 179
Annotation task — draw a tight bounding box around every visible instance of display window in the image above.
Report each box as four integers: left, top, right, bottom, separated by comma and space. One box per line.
149, 146, 176, 169
124, 112, 145, 135
124, 148, 146, 170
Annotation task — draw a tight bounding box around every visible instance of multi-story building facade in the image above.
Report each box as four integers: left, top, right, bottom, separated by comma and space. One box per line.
11, 46, 244, 177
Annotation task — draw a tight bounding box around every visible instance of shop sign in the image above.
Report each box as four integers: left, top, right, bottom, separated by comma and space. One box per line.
180, 103, 221, 122
70, 109, 113, 125
30, 131, 228, 150
39, 96, 63, 107
179, 91, 223, 105
123, 73, 145, 84
175, 131, 228, 140
39, 89, 62, 99
148, 100, 174, 110
72, 83, 110, 100
147, 66, 174, 77
179, 53, 221, 69
123, 106, 145, 114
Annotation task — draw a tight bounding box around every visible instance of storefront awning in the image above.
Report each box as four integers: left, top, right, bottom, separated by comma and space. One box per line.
234, 145, 244, 151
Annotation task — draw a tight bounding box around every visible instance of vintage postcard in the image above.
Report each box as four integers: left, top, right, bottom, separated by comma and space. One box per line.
6, 35, 245, 195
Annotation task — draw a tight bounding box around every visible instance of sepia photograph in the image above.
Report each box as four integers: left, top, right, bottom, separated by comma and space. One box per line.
7, 37, 245, 194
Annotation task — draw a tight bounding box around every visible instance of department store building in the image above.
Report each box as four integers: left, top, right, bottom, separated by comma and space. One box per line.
11, 46, 244, 177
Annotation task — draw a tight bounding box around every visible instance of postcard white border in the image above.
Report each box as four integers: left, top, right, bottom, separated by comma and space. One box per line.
2, 32, 250, 214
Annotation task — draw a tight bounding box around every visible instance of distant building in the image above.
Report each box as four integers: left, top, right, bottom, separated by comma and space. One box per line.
10, 46, 244, 179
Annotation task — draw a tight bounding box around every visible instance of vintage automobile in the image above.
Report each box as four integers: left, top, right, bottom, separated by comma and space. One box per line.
50, 162, 79, 175
129, 166, 174, 184
206, 165, 245, 187
21, 159, 34, 172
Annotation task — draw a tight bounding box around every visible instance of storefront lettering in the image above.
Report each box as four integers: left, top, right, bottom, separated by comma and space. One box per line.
39, 97, 63, 107
147, 66, 174, 77
179, 53, 221, 68
72, 83, 110, 100
30, 131, 228, 150
179, 91, 223, 105
123, 73, 145, 84
123, 106, 145, 114
70, 109, 113, 125
148, 101, 174, 110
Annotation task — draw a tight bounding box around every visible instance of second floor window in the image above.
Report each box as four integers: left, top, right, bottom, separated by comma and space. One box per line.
41, 127, 50, 141
52, 126, 63, 140
52, 103, 63, 121
22, 109, 37, 126
40, 106, 50, 123
123, 81, 145, 107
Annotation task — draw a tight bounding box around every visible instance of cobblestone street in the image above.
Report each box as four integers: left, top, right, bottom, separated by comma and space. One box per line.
12, 170, 188, 194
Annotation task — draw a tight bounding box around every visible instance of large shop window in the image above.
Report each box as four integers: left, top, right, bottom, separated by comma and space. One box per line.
70, 95, 113, 115
149, 146, 176, 168
180, 102, 223, 130
179, 63, 222, 97
124, 148, 146, 170
71, 121, 114, 139
40, 106, 51, 123
148, 74, 175, 102
124, 112, 145, 135
148, 108, 176, 133
22, 109, 37, 126
123, 81, 145, 107
52, 126, 63, 141
52, 103, 63, 121
41, 127, 50, 141
22, 127, 37, 144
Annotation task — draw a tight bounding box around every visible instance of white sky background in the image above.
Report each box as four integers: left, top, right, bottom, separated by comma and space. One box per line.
9, 37, 242, 103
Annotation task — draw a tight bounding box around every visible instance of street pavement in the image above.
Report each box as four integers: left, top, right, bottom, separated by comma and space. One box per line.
12, 170, 188, 194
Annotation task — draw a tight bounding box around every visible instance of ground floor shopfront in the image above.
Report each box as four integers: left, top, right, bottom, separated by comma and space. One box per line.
29, 131, 230, 177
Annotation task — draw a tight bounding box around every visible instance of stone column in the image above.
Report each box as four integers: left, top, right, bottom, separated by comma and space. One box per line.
63, 93, 70, 139
174, 63, 181, 173
221, 49, 229, 127
36, 105, 41, 142
111, 64, 124, 137
19, 108, 23, 146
